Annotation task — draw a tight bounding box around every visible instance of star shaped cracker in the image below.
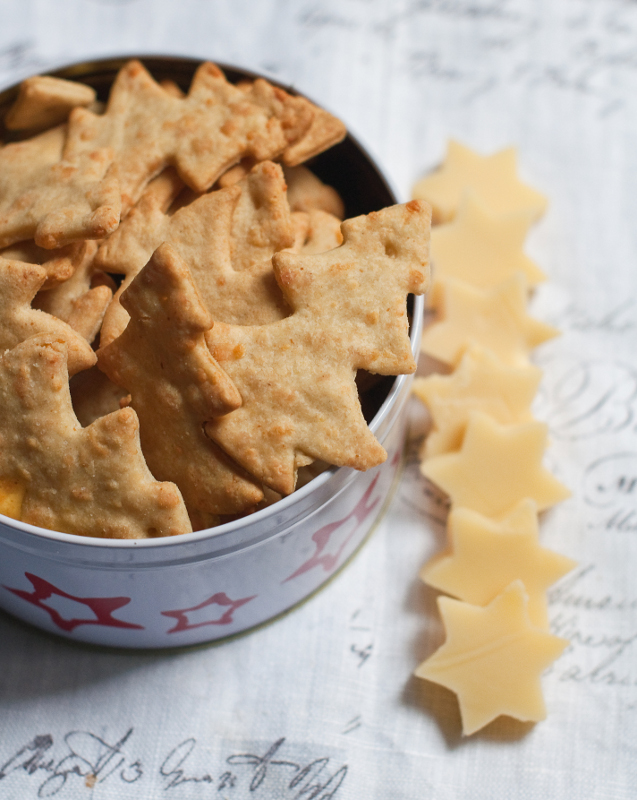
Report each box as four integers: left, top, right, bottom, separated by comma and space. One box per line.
98, 243, 264, 525
413, 140, 548, 224
428, 194, 546, 302
421, 411, 571, 518
0, 333, 191, 538
0, 122, 121, 250
420, 274, 558, 368
413, 346, 542, 458
96, 161, 294, 345
204, 200, 431, 495
421, 500, 576, 628
0, 257, 96, 375
415, 581, 568, 735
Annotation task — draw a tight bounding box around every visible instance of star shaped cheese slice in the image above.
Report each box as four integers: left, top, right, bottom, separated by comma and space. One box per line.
421, 411, 571, 518
428, 194, 546, 304
414, 581, 568, 735
420, 274, 558, 368
421, 500, 577, 627
412, 140, 548, 224
413, 345, 542, 458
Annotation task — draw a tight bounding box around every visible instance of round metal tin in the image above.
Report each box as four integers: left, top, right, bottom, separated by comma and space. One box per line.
0, 56, 424, 648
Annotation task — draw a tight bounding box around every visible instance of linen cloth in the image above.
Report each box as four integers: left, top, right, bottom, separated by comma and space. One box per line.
0, 1, 636, 797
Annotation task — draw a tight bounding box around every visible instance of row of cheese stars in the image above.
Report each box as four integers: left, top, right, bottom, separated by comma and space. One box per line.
410, 141, 576, 736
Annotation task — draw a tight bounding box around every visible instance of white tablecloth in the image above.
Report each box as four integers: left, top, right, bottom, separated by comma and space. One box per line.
1, 2, 636, 797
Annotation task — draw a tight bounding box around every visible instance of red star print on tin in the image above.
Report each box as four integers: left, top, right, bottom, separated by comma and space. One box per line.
2, 572, 143, 632
161, 592, 257, 633
283, 472, 381, 583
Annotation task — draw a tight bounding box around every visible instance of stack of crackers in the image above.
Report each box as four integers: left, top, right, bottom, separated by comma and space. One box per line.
0, 60, 431, 539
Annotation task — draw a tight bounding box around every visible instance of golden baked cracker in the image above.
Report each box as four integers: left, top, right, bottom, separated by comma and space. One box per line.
277, 200, 430, 374
204, 201, 431, 495
64, 285, 112, 342
67, 60, 312, 214
98, 244, 264, 523
0, 478, 25, 520
281, 101, 347, 166
283, 165, 345, 219
289, 211, 311, 251
97, 161, 293, 345
32, 240, 112, 343
236, 79, 346, 166
0, 122, 121, 249
1, 239, 97, 290
292, 209, 344, 254
70, 364, 129, 428
5, 75, 96, 131
0, 257, 96, 375
159, 79, 185, 98
216, 158, 255, 188
0, 333, 192, 538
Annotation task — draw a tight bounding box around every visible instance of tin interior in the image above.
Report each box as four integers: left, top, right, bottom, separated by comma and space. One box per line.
0, 55, 421, 554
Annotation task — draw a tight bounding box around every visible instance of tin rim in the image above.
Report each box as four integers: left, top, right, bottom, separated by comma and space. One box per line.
0, 54, 423, 552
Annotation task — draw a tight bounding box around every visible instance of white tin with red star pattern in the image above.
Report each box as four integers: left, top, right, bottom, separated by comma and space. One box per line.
0, 56, 424, 650
0, 326, 420, 648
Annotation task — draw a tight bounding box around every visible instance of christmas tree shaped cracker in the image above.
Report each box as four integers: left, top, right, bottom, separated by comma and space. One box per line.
205, 200, 431, 495
0, 122, 120, 249
98, 244, 264, 526
96, 161, 294, 345
66, 60, 313, 210
0, 333, 191, 538
0, 257, 96, 375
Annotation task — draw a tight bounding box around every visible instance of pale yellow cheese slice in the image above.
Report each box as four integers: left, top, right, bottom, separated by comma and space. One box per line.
421, 411, 571, 518
421, 500, 576, 628
412, 140, 548, 225
428, 193, 546, 305
420, 274, 559, 368
414, 581, 568, 735
413, 345, 542, 458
